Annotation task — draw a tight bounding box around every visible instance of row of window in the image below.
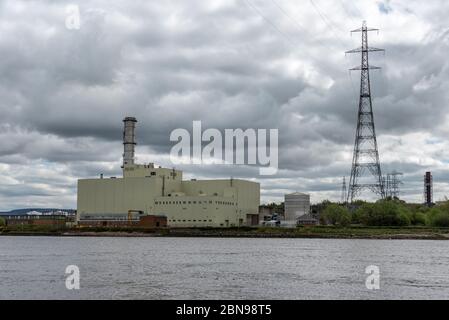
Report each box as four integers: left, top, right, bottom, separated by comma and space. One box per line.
155, 200, 236, 206
169, 219, 213, 223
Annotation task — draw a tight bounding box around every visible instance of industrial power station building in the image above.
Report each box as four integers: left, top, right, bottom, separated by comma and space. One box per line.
77, 117, 260, 227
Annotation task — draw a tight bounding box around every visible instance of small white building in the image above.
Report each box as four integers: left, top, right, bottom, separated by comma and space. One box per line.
284, 192, 310, 225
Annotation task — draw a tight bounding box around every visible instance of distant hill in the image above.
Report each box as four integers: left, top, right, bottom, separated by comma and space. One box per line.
0, 208, 76, 216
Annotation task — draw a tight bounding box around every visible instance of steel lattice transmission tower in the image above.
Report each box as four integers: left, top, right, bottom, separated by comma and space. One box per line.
385, 171, 403, 199
346, 21, 386, 203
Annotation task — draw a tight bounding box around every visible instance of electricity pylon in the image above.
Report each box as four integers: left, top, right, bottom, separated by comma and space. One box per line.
346, 21, 386, 203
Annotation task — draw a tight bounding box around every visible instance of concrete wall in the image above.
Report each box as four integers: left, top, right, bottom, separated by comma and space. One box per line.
284, 193, 310, 222
77, 177, 182, 219
181, 179, 260, 214
154, 195, 239, 227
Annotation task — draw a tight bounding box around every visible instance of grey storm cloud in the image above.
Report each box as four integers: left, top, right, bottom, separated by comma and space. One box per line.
1, 0, 449, 210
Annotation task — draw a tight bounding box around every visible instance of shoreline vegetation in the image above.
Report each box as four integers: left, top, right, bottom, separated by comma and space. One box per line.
1, 225, 449, 240
2, 199, 449, 240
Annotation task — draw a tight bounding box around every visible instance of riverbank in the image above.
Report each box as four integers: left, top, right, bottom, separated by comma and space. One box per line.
2, 225, 449, 239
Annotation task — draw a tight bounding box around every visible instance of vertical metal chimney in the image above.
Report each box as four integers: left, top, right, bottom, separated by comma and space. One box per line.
424, 171, 433, 207
123, 117, 137, 167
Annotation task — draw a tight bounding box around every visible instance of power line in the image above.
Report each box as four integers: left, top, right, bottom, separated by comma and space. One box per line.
338, 0, 358, 25
341, 176, 347, 203
310, 0, 346, 33
243, 0, 302, 48
269, 0, 333, 51
245, 0, 360, 99
347, 70, 359, 108
349, 0, 364, 18
309, 0, 347, 46
270, 0, 306, 31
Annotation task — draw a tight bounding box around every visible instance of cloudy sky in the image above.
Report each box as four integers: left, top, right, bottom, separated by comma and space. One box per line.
1, 0, 449, 210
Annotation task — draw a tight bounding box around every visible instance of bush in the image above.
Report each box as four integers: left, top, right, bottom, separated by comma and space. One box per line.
339, 211, 352, 227
397, 212, 411, 226
0, 217, 4, 227
354, 203, 372, 224
431, 213, 449, 227
356, 200, 411, 227
409, 212, 427, 226
351, 209, 364, 224
322, 204, 351, 227
427, 208, 449, 227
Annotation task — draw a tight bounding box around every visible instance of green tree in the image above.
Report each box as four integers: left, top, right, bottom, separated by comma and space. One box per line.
431, 213, 449, 227
0, 217, 5, 227
409, 212, 426, 226
427, 207, 449, 227
338, 211, 352, 227
351, 210, 362, 224
322, 204, 351, 227
356, 200, 411, 227
355, 203, 375, 225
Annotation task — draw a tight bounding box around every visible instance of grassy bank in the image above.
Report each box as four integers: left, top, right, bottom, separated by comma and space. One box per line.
1, 225, 449, 239
164, 226, 449, 239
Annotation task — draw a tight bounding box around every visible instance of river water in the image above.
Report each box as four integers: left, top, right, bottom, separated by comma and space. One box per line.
0, 236, 449, 300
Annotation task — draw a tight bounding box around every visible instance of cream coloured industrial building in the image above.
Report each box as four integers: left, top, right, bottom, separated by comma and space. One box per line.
77, 117, 260, 227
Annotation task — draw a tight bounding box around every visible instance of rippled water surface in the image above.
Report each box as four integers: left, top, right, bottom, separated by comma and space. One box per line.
1, 236, 449, 299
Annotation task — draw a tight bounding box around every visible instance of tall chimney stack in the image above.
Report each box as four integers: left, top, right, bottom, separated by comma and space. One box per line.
424, 171, 433, 207
123, 117, 137, 167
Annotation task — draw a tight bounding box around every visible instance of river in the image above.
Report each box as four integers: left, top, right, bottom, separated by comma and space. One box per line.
1, 236, 448, 299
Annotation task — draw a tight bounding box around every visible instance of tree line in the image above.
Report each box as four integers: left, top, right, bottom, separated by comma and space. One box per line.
320, 199, 449, 228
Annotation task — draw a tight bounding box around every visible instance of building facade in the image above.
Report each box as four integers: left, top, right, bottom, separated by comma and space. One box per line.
77, 215, 167, 228
284, 192, 311, 225
3, 215, 68, 227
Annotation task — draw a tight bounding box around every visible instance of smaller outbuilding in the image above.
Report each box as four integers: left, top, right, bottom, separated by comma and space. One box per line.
297, 214, 319, 226
77, 215, 167, 228
139, 215, 167, 228
3, 215, 67, 227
